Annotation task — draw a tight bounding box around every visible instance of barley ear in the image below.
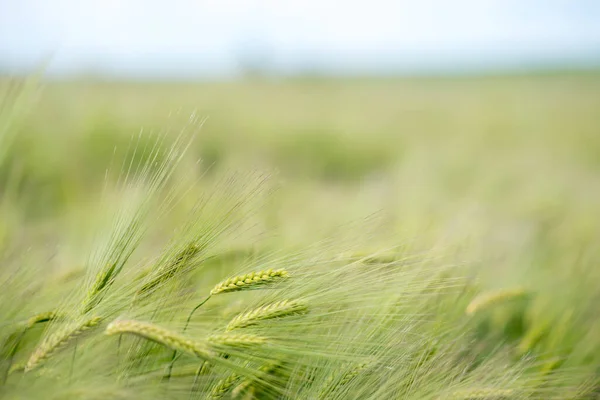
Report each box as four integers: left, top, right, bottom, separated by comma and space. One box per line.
136, 243, 202, 297
466, 288, 528, 315
105, 319, 214, 360
210, 269, 289, 295
3, 311, 61, 354
1, 310, 61, 381
82, 262, 118, 313
24, 311, 61, 328
7, 363, 25, 375
207, 333, 268, 349
226, 300, 308, 331
25, 316, 102, 372
210, 373, 240, 399
319, 361, 371, 399
516, 322, 548, 356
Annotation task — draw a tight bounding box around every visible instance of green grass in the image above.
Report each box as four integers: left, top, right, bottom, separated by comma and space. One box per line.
1, 73, 600, 399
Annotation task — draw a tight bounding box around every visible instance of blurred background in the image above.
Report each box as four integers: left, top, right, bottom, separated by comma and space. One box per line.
1, 0, 600, 253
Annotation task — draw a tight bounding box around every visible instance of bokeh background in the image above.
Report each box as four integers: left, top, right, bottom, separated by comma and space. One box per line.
1, 1, 600, 271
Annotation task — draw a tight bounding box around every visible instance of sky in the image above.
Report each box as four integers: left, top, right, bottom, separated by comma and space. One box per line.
1, 0, 600, 78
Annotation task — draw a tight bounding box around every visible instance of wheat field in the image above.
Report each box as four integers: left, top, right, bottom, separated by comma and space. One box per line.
1, 72, 599, 399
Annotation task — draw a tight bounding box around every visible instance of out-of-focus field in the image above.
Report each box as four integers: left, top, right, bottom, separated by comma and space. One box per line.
5, 72, 600, 305
6, 74, 600, 245
1, 73, 600, 398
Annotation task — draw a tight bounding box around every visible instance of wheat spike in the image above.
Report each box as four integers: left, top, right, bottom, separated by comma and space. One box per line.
517, 322, 548, 356
208, 333, 267, 348
466, 287, 528, 315
8, 363, 25, 375
338, 361, 369, 386
197, 360, 212, 375
338, 249, 398, 264
448, 388, 514, 399
211, 269, 289, 295
25, 316, 102, 372
2, 311, 59, 354
2, 310, 60, 376
226, 300, 307, 331
318, 361, 371, 399
82, 262, 118, 313
137, 243, 202, 296
105, 319, 214, 359
24, 311, 60, 328
210, 373, 240, 399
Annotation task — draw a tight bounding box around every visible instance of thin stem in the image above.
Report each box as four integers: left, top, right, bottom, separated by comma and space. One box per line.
183, 295, 211, 333
163, 295, 211, 381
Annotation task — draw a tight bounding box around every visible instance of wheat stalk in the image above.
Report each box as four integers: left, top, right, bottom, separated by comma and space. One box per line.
25, 316, 102, 372
447, 388, 514, 399
210, 269, 289, 295
105, 319, 214, 360
466, 288, 528, 315
226, 300, 307, 331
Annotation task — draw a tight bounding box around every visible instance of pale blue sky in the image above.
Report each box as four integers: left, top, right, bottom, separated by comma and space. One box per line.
1, 0, 599, 77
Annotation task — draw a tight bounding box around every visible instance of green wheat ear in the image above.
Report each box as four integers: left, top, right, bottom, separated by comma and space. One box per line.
136, 243, 203, 297
7, 363, 25, 375
319, 360, 372, 399
25, 316, 102, 372
466, 287, 528, 315
210, 268, 289, 295
82, 262, 118, 313
207, 333, 268, 348
1, 310, 62, 379
105, 319, 214, 360
226, 299, 308, 331
338, 249, 399, 264
23, 311, 61, 328
4, 311, 62, 347
210, 373, 240, 399
516, 321, 549, 356
182, 268, 290, 332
